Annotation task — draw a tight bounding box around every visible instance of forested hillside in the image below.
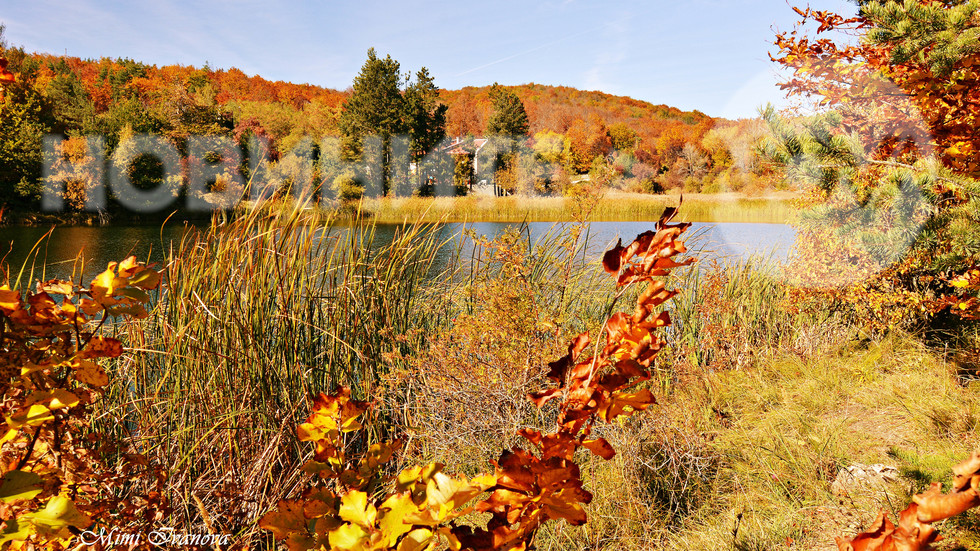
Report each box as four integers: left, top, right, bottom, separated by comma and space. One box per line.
0, 31, 776, 219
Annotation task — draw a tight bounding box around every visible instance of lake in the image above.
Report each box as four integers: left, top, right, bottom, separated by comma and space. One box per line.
0, 221, 796, 283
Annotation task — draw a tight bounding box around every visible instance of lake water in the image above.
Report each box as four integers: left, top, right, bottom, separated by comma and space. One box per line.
0, 221, 796, 283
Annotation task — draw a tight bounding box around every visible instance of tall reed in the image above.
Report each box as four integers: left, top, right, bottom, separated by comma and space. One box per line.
665, 251, 849, 374
97, 200, 454, 544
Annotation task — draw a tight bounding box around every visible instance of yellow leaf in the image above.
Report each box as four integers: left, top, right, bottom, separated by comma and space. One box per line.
7, 404, 54, 430
437, 526, 463, 551
423, 471, 494, 518
91, 268, 125, 299
0, 471, 42, 503
0, 518, 35, 544
396, 528, 434, 551
396, 463, 444, 493
25, 389, 79, 411
21, 495, 92, 538
378, 493, 418, 545
338, 491, 377, 529
117, 256, 141, 277
128, 268, 162, 290
328, 522, 370, 551
396, 466, 424, 491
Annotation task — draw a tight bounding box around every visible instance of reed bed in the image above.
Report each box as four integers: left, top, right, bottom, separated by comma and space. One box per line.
666, 254, 845, 371
335, 193, 797, 224
94, 202, 620, 546
97, 200, 457, 545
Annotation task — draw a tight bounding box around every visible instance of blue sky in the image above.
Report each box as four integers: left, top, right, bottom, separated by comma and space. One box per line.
0, 0, 857, 119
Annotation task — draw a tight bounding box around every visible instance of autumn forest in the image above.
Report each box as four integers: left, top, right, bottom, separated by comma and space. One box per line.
1, 2, 980, 550
0, 29, 777, 222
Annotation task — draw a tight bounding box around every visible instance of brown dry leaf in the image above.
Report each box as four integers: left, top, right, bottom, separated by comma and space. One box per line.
835, 511, 895, 551
837, 450, 980, 549
912, 481, 980, 522
72, 359, 109, 388
581, 438, 615, 460
597, 389, 656, 422
81, 337, 124, 359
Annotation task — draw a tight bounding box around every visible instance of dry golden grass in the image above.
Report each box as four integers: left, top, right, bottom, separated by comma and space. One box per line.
343, 192, 798, 224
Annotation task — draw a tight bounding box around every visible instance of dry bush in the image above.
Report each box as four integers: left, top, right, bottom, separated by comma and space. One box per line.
393, 226, 591, 473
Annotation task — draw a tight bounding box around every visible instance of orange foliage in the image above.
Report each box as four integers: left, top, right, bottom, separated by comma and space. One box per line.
564, 114, 612, 172
772, 5, 980, 177
932, 267, 980, 320
0, 56, 14, 84
0, 257, 166, 547
440, 83, 711, 165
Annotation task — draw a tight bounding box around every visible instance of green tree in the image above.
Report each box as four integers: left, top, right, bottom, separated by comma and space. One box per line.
453, 153, 474, 194
0, 40, 52, 208
45, 71, 95, 134
403, 67, 449, 194
339, 49, 406, 196
482, 84, 530, 195
768, 1, 980, 274
404, 67, 447, 162
339, 49, 448, 197
485, 84, 529, 137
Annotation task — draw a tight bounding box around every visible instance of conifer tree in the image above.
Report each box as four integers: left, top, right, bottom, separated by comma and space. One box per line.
404, 67, 447, 163
0, 33, 51, 208
339, 49, 405, 196
766, 1, 980, 278
480, 84, 530, 195
485, 84, 529, 137
339, 50, 448, 196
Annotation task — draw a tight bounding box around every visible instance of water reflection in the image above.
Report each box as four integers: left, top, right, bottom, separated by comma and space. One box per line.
0, 221, 795, 284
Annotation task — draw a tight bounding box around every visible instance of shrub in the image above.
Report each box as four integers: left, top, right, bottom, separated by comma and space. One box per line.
0, 257, 167, 547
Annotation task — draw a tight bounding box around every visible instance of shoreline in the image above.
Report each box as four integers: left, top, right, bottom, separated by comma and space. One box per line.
344, 191, 799, 225
0, 192, 801, 227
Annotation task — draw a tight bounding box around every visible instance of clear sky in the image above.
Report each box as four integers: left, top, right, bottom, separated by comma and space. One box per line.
0, 0, 857, 119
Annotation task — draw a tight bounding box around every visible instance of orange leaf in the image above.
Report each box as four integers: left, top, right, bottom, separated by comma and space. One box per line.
581, 438, 615, 460
0, 286, 22, 314
81, 337, 124, 359
599, 389, 656, 422
73, 359, 109, 387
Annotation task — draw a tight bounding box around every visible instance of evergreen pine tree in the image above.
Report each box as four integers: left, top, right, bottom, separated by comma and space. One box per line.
485, 84, 529, 137
339, 50, 448, 196
766, 0, 980, 291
